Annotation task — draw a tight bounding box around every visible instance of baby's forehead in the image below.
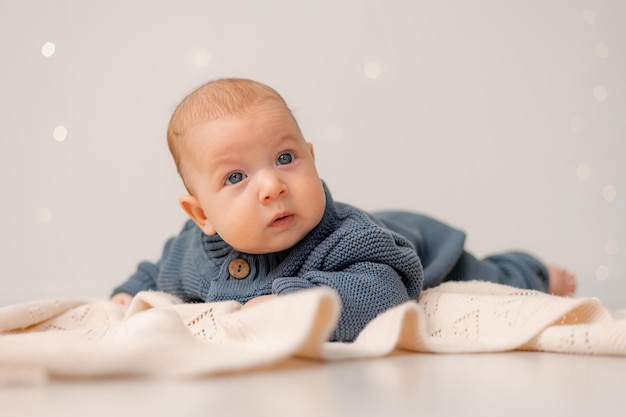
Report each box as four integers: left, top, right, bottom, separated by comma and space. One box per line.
194, 99, 295, 128
186, 102, 301, 143
187, 97, 288, 126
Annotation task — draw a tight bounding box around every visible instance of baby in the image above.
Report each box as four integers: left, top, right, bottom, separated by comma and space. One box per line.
112, 78, 576, 342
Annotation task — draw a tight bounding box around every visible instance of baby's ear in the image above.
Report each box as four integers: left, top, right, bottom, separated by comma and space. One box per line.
179, 195, 216, 235
306, 142, 315, 159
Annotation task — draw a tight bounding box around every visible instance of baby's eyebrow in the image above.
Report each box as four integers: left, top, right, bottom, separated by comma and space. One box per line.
271, 133, 302, 147
205, 131, 302, 170
208, 153, 240, 172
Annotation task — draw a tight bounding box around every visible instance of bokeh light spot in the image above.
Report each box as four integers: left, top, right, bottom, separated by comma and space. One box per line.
193, 50, 211, 67
595, 43, 609, 58
39, 208, 53, 224
364, 62, 381, 79
593, 85, 607, 102
595, 265, 609, 281
42, 42, 55, 57
576, 163, 591, 180
53, 126, 67, 142
583, 10, 596, 24
603, 185, 617, 202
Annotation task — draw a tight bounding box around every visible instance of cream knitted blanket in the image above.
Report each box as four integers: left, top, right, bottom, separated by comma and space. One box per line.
1, 281, 625, 382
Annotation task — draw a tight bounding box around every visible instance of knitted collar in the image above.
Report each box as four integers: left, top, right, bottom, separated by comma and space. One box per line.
199, 180, 337, 278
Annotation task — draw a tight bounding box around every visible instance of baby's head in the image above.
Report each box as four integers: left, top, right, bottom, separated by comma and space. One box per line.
168, 78, 289, 190
168, 78, 326, 254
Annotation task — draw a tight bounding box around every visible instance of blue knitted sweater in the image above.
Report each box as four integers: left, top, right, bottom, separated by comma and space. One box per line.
113, 183, 548, 342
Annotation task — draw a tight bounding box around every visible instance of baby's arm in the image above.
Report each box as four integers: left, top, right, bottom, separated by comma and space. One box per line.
271, 225, 421, 342
110, 259, 160, 300
110, 229, 183, 302
273, 262, 414, 342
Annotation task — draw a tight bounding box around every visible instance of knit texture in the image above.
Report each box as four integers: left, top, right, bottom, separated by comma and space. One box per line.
1, 281, 624, 383
113, 182, 549, 341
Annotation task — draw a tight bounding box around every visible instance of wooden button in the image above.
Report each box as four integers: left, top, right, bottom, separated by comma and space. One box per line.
228, 258, 250, 279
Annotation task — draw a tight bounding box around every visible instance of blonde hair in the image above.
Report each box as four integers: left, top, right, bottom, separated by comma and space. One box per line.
167, 78, 292, 192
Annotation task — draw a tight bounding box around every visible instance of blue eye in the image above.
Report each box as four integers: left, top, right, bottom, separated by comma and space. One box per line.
225, 172, 246, 185
277, 152, 294, 166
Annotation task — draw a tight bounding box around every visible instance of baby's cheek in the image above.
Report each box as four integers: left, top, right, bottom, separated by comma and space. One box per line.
223, 218, 260, 251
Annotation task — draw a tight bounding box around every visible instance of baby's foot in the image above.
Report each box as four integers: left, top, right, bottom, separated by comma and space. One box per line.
547, 265, 577, 297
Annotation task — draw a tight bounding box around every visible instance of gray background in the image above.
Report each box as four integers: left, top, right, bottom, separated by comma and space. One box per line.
1, 0, 624, 309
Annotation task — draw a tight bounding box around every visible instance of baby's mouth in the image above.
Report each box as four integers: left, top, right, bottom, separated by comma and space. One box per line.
270, 213, 294, 227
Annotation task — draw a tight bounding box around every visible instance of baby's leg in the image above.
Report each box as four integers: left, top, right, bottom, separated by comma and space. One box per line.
547, 265, 577, 297
442, 251, 550, 292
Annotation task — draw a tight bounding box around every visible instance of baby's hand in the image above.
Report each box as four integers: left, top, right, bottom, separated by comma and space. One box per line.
242, 294, 277, 309
111, 292, 133, 306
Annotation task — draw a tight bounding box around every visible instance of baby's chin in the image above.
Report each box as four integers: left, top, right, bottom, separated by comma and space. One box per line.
235, 243, 297, 255
232, 235, 309, 255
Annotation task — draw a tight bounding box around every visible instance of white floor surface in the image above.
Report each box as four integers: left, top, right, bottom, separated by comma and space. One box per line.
2, 351, 624, 417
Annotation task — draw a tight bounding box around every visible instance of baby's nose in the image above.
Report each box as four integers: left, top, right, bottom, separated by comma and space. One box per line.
258, 175, 287, 202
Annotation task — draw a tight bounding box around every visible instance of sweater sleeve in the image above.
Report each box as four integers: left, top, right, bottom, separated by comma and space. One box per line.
271, 224, 424, 342
110, 215, 197, 299
272, 262, 414, 342
110, 237, 175, 297
110, 260, 158, 296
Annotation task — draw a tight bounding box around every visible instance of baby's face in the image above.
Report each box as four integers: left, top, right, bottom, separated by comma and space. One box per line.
183, 101, 326, 254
